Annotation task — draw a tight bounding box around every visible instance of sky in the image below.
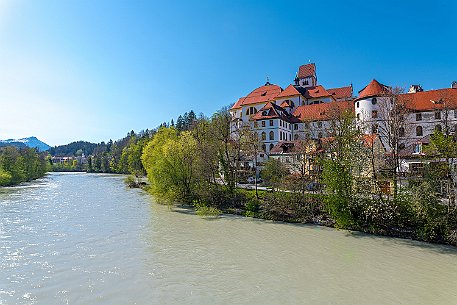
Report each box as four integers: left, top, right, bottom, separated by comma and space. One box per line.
0, 0, 456, 146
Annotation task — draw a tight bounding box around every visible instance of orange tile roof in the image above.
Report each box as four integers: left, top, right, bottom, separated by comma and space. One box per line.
327, 85, 353, 100
280, 100, 294, 108
231, 84, 282, 109
298, 63, 316, 78
357, 79, 390, 100
276, 84, 301, 98
292, 101, 354, 122
303, 85, 332, 99
399, 88, 457, 111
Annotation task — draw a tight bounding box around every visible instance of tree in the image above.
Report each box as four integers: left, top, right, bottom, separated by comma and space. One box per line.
262, 158, 289, 191
377, 87, 408, 199
323, 107, 363, 228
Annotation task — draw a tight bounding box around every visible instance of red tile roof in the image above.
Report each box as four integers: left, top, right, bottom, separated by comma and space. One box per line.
292, 101, 354, 122
357, 79, 390, 100
280, 100, 294, 108
327, 85, 353, 100
276, 84, 301, 98
298, 63, 316, 78
399, 88, 457, 112
231, 84, 282, 109
303, 85, 332, 99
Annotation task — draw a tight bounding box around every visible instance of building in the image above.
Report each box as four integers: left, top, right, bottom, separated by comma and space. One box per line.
229, 63, 457, 180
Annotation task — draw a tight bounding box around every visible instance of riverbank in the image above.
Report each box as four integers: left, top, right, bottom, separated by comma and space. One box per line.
143, 184, 457, 247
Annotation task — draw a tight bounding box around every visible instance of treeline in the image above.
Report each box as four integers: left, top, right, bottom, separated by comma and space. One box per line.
49, 141, 98, 157
138, 107, 457, 246
0, 146, 50, 186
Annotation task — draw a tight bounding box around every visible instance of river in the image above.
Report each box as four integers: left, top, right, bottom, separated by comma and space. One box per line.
1, 173, 457, 305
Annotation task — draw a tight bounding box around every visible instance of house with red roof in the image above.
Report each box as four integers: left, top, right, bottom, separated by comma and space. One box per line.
230, 63, 354, 156
229, 62, 457, 182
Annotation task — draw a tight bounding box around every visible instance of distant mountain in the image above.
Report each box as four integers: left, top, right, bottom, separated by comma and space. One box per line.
0, 137, 51, 152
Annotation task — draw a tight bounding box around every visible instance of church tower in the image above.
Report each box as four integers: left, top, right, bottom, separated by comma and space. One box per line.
296, 63, 317, 88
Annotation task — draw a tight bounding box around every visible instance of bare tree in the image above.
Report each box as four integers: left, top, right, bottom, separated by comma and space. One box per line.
376, 87, 408, 199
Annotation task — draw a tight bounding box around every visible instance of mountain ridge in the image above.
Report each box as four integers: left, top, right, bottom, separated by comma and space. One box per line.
0, 136, 51, 152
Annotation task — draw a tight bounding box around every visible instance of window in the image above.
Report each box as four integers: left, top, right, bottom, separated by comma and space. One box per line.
261, 121, 266, 127
305, 133, 310, 140
356, 102, 360, 108
318, 132, 323, 138
304, 122, 309, 128
294, 134, 298, 140
372, 98, 377, 105
435, 124, 442, 132
372, 110, 378, 118
399, 127, 405, 137
269, 131, 274, 140
269, 143, 274, 151
416, 126, 423, 136
454, 110, 457, 118
262, 144, 266, 152
416, 113, 422, 121
294, 124, 298, 130
414, 144, 422, 154
435, 111, 441, 120
289, 134, 291, 141
261, 132, 266, 140
280, 132, 282, 141
254, 122, 258, 128
245, 106, 257, 115
317, 122, 323, 128
399, 143, 406, 150
455, 124, 457, 132
304, 79, 309, 85
372, 124, 378, 134
269, 120, 273, 126
357, 113, 360, 120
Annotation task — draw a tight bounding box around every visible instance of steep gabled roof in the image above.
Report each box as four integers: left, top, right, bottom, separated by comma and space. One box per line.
327, 85, 353, 100
251, 102, 300, 123
280, 100, 294, 108
357, 79, 390, 100
276, 84, 301, 98
399, 88, 457, 112
303, 85, 332, 99
231, 84, 282, 109
298, 63, 316, 78
293, 101, 353, 122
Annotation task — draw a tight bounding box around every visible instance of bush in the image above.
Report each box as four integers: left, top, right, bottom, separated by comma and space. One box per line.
194, 201, 222, 217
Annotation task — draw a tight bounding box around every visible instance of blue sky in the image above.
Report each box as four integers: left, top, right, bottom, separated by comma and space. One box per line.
0, 0, 456, 146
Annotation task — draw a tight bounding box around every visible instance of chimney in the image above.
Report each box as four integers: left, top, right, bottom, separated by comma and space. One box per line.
452, 81, 457, 89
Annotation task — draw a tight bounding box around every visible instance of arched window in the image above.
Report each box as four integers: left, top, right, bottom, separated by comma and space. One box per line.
435, 124, 442, 132
269, 131, 274, 140
261, 132, 266, 141
262, 144, 266, 152
372, 97, 377, 105
399, 127, 405, 137
416, 126, 423, 136
269, 143, 274, 151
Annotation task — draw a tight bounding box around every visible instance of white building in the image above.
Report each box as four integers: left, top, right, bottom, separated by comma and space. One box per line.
229, 63, 457, 178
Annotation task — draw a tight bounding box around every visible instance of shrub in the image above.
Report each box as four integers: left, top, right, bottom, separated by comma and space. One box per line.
194, 201, 222, 217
